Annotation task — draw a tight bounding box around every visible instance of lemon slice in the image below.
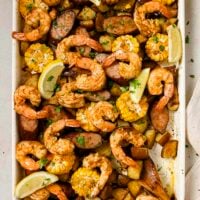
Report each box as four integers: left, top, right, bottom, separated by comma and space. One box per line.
38, 60, 65, 99
15, 171, 58, 198
129, 68, 150, 104
167, 25, 182, 63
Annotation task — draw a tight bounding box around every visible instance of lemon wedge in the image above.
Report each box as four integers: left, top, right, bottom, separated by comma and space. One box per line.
167, 25, 182, 63
38, 60, 65, 99
129, 68, 150, 104
15, 171, 58, 198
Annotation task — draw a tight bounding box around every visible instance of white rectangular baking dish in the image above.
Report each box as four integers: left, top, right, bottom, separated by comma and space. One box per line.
11, 0, 186, 199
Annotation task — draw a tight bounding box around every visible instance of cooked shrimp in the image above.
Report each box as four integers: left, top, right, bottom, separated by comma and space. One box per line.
136, 194, 159, 200
147, 67, 174, 110
134, 1, 174, 37
56, 35, 103, 65
110, 128, 145, 168
153, 0, 175, 6
14, 85, 48, 119
42, 105, 69, 122
71, 167, 100, 197
16, 141, 47, 171
103, 50, 142, 80
28, 184, 68, 200
56, 82, 85, 108
43, 119, 80, 155
43, 0, 61, 6
46, 184, 68, 200
89, 101, 118, 132
12, 8, 51, 41
116, 92, 149, 122
82, 153, 112, 197
76, 105, 99, 132
150, 102, 169, 133
46, 153, 75, 175
75, 57, 106, 91
19, 0, 49, 18
145, 34, 168, 62
28, 188, 50, 200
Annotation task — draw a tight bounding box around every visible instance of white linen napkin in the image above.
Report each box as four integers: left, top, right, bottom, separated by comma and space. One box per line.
186, 77, 200, 200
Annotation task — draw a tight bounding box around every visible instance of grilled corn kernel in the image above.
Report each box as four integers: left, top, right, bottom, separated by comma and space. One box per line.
116, 92, 148, 122
25, 43, 54, 73
145, 33, 168, 62
112, 35, 139, 53
71, 167, 100, 197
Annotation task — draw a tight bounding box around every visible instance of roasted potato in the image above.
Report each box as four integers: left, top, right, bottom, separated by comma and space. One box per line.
97, 2, 110, 12
144, 129, 156, 149
124, 193, 135, 200
112, 188, 129, 200
114, 0, 136, 11
95, 142, 112, 157
117, 174, 130, 186
99, 185, 112, 199
77, 6, 96, 21
95, 13, 105, 32
80, 20, 94, 29
127, 161, 143, 180
155, 132, 171, 146
99, 35, 114, 52
128, 181, 141, 197
131, 147, 149, 160
110, 83, 122, 96
132, 116, 148, 133
161, 140, 178, 159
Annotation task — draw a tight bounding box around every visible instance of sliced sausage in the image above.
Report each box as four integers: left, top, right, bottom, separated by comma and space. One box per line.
65, 132, 102, 149
103, 16, 138, 35
84, 90, 111, 102
50, 10, 75, 41
95, 13, 105, 32
105, 62, 128, 85
19, 115, 38, 140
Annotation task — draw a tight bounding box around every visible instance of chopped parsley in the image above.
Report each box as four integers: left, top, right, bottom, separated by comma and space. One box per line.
157, 166, 162, 171
189, 74, 195, 78
26, 3, 33, 11
152, 36, 159, 43
76, 89, 84, 94
159, 45, 165, 51
79, 47, 85, 55
89, 52, 97, 59
38, 158, 49, 169
101, 40, 109, 45
47, 75, 54, 82
76, 135, 85, 146
42, 178, 51, 186
55, 105, 62, 113
46, 119, 53, 126
54, 84, 61, 92
185, 35, 190, 44
52, 20, 58, 27
108, 80, 114, 88
172, 24, 176, 28
130, 79, 141, 93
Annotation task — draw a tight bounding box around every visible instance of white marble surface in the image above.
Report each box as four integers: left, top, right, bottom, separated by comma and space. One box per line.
0, 0, 199, 199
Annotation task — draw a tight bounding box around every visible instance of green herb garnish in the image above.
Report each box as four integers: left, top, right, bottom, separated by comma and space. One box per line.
152, 36, 159, 43
76, 135, 85, 146
38, 158, 49, 169
46, 119, 53, 126
120, 86, 129, 93
47, 76, 54, 82
159, 45, 165, 51
79, 47, 85, 55
54, 84, 61, 92
26, 3, 33, 11
89, 52, 97, 59
55, 106, 62, 113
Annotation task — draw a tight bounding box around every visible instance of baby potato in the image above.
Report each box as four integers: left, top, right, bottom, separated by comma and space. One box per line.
97, 2, 110, 12
128, 181, 141, 197
110, 83, 122, 97
124, 193, 134, 200
80, 20, 94, 29
114, 0, 136, 11
127, 161, 143, 180
132, 116, 148, 133
112, 188, 129, 200
144, 129, 156, 149
99, 185, 112, 199
161, 140, 178, 159
130, 147, 149, 160
99, 35, 115, 52
77, 6, 96, 21
95, 142, 112, 157
117, 174, 130, 186
155, 132, 171, 146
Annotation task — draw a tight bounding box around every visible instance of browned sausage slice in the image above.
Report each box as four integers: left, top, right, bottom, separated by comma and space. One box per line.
105, 62, 128, 85
50, 10, 76, 41
103, 16, 137, 35
65, 132, 102, 149
19, 115, 38, 140
84, 90, 111, 102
